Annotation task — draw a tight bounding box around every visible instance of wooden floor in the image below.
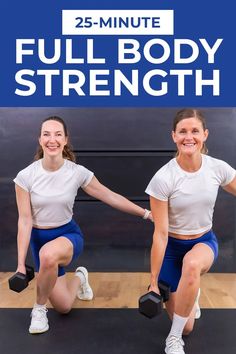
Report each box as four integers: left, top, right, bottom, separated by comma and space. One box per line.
0, 272, 236, 309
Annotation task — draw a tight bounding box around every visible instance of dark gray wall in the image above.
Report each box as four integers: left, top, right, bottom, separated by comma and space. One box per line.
0, 108, 235, 272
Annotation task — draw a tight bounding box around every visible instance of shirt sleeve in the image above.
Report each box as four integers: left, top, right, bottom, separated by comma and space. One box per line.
218, 160, 236, 186
13, 169, 31, 192
77, 165, 94, 188
145, 171, 170, 201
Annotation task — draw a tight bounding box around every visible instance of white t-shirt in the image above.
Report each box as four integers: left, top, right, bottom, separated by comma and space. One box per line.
14, 159, 94, 227
145, 155, 236, 235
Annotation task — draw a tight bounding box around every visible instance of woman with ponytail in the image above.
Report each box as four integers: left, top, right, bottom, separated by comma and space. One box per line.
145, 109, 236, 354
14, 116, 152, 334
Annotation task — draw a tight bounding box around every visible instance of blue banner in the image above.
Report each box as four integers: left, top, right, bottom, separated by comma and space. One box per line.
0, 0, 235, 106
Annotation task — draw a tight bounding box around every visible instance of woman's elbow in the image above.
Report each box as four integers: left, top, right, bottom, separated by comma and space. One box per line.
18, 216, 32, 228
152, 230, 168, 244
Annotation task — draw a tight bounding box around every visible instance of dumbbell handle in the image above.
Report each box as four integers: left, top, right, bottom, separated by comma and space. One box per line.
25, 265, 35, 281
158, 281, 170, 302
13, 265, 34, 282
147, 281, 170, 302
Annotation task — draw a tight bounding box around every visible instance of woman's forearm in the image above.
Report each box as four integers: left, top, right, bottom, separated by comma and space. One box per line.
84, 177, 152, 220
99, 190, 148, 218
150, 234, 168, 287
17, 218, 32, 268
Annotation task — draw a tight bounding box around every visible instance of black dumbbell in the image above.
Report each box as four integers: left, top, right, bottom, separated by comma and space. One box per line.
8, 265, 35, 293
139, 281, 170, 319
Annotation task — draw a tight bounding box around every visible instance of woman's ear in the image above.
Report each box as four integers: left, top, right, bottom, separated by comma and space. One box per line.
204, 129, 209, 141
171, 130, 177, 143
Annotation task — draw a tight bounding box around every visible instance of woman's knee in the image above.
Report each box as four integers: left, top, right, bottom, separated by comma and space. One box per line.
39, 247, 58, 270
182, 255, 201, 282
53, 302, 72, 314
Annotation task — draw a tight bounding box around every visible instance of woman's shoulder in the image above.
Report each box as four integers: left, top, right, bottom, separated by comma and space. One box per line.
64, 160, 93, 178
64, 159, 87, 172
152, 158, 177, 179
14, 160, 41, 191
203, 154, 233, 169
17, 160, 41, 176
146, 159, 176, 199
203, 154, 235, 184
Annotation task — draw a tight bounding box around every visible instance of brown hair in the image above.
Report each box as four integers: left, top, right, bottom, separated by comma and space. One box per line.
173, 109, 208, 154
34, 116, 76, 162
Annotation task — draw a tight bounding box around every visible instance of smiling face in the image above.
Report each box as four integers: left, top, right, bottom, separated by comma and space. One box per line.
39, 120, 68, 158
172, 117, 209, 157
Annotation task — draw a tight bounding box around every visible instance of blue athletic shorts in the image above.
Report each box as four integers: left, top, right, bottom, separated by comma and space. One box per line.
30, 219, 84, 277
158, 229, 218, 292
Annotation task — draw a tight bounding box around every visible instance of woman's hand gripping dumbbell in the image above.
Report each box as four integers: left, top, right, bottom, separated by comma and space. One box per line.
8, 265, 35, 293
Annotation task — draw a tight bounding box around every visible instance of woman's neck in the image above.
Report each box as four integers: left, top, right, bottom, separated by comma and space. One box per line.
41, 156, 64, 171
176, 153, 202, 172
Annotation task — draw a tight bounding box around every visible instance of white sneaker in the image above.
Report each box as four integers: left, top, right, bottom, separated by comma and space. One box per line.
195, 288, 201, 319
29, 307, 49, 334
76, 266, 93, 301
165, 335, 185, 354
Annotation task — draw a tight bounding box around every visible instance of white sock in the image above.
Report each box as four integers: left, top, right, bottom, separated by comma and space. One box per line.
168, 313, 189, 338
34, 303, 47, 309
75, 270, 86, 285
195, 288, 201, 304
